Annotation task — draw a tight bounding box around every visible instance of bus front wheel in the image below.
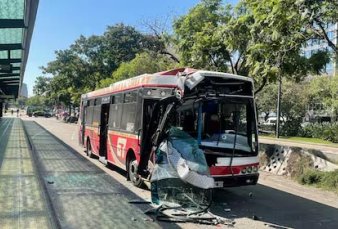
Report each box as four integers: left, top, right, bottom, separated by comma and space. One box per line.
128, 159, 143, 188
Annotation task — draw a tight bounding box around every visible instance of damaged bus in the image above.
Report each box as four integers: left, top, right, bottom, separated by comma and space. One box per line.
79, 68, 259, 189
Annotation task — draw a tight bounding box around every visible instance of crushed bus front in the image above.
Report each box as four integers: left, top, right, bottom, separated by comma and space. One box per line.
138, 70, 259, 188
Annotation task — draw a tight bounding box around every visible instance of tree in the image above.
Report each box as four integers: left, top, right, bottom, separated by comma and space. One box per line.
33, 76, 51, 96
102, 24, 152, 70
308, 50, 331, 75
296, 0, 338, 54
241, 0, 312, 93
42, 24, 167, 107
173, 0, 328, 94
255, 83, 278, 121
174, 0, 232, 72
26, 95, 52, 108
98, 52, 179, 88
308, 75, 338, 119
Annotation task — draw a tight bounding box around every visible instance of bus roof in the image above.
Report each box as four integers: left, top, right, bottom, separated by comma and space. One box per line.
82, 68, 253, 99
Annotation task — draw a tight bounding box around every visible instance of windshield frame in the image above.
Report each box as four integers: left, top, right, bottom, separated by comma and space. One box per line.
175, 96, 259, 156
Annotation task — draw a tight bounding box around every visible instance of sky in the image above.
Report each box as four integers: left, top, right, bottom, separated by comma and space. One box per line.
24, 0, 237, 96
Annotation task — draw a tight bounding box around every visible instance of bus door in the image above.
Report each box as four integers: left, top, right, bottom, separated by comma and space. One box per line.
79, 101, 86, 145
99, 101, 110, 162
140, 99, 156, 152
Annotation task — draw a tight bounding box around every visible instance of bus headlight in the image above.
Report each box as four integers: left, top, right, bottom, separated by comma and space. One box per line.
160, 91, 166, 96
252, 166, 258, 173
241, 168, 247, 174
246, 166, 252, 173
147, 90, 152, 95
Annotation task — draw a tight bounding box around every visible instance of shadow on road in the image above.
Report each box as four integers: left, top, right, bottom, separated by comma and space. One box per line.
210, 184, 338, 229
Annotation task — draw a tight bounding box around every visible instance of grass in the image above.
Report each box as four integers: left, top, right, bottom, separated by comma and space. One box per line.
298, 169, 338, 193
260, 135, 338, 147
285, 155, 338, 193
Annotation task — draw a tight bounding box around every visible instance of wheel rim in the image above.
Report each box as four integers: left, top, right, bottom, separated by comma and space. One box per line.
130, 160, 140, 184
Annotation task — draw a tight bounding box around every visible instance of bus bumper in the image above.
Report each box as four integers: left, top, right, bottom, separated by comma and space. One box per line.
213, 173, 259, 188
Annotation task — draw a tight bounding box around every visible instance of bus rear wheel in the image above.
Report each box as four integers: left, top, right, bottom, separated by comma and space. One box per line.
86, 140, 94, 158
128, 159, 143, 188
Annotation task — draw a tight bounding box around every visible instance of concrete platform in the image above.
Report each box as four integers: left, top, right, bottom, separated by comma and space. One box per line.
0, 118, 55, 229
0, 118, 162, 229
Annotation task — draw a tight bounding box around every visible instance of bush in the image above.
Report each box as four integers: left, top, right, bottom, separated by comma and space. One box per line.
298, 169, 324, 185
320, 170, 338, 190
297, 169, 338, 193
300, 122, 338, 143
280, 118, 302, 136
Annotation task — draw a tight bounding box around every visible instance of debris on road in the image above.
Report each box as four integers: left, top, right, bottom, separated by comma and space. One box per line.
128, 199, 152, 204
252, 215, 260, 220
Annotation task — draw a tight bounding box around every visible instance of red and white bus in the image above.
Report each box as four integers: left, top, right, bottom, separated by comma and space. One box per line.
79, 68, 259, 188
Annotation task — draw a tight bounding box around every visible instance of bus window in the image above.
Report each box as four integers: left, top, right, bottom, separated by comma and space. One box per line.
108, 93, 123, 129
121, 91, 138, 132
92, 105, 101, 127
124, 91, 137, 103
85, 100, 94, 125
94, 98, 101, 106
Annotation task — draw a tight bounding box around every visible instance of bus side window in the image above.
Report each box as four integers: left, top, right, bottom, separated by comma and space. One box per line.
92, 98, 101, 127
108, 93, 122, 130
121, 91, 137, 132
85, 99, 94, 126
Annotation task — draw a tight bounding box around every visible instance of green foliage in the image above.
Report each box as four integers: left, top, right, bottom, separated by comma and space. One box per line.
320, 170, 338, 191
98, 52, 179, 88
33, 76, 52, 96
41, 24, 167, 107
298, 169, 338, 193
301, 122, 338, 143
296, 0, 338, 54
32, 0, 337, 111
256, 80, 309, 122
280, 119, 303, 137
26, 95, 52, 107
308, 50, 331, 75
307, 76, 338, 117
281, 81, 309, 120
298, 169, 324, 185
242, 0, 310, 91
174, 0, 231, 71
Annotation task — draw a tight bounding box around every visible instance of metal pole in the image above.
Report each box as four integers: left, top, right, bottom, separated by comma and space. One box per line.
276, 76, 282, 138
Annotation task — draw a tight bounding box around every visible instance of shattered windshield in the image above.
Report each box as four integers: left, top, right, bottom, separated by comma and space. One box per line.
175, 98, 257, 155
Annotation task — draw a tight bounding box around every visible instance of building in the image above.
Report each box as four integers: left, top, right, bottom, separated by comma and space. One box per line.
20, 83, 28, 98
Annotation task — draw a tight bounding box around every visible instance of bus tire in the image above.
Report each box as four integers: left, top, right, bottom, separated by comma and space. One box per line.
86, 140, 94, 158
128, 158, 143, 188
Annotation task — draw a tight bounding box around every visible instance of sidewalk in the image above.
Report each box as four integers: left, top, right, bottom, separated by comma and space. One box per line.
0, 118, 55, 229
260, 136, 338, 154
22, 120, 160, 229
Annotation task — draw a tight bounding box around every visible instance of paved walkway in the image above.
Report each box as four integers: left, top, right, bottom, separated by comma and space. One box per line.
0, 118, 55, 229
0, 118, 162, 229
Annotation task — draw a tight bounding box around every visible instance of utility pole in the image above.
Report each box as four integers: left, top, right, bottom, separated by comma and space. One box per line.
276, 51, 283, 139
276, 76, 282, 138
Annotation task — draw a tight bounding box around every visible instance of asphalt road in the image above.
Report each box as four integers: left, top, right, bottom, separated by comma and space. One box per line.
25, 117, 338, 229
